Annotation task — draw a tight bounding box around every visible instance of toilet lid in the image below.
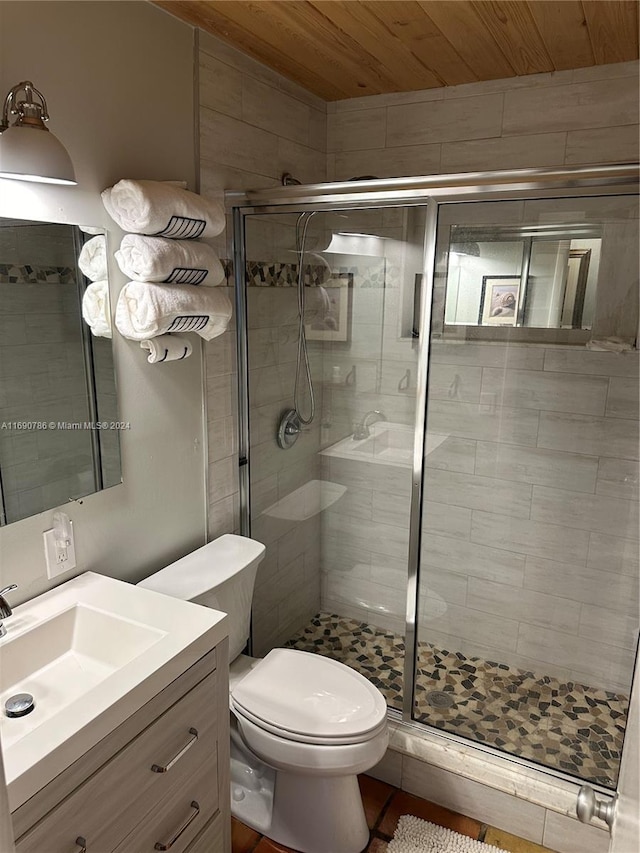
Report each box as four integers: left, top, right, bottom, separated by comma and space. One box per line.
230, 648, 387, 741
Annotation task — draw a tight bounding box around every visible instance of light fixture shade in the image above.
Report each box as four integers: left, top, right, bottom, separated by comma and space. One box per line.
323, 232, 385, 256
0, 124, 76, 185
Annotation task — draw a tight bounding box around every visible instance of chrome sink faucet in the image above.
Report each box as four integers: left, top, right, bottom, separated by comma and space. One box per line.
0, 584, 17, 638
352, 410, 387, 441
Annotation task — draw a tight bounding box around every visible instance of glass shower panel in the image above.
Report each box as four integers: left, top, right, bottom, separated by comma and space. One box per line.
416, 194, 639, 788
245, 206, 426, 712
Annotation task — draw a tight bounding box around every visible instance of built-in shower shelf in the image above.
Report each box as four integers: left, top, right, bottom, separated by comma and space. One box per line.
262, 479, 346, 522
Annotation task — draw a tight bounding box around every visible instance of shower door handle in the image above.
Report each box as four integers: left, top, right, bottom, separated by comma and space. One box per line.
576, 786, 617, 829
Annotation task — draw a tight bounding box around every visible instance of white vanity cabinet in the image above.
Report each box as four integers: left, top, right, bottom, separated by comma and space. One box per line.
10, 643, 230, 853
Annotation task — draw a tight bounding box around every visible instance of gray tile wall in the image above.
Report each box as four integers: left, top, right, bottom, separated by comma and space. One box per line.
321, 337, 639, 693
199, 37, 639, 689
199, 30, 327, 650
327, 61, 639, 180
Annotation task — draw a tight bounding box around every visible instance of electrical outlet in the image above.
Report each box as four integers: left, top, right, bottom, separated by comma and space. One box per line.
43, 522, 76, 579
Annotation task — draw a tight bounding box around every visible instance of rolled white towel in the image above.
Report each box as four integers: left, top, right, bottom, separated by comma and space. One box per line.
78, 235, 108, 282
115, 235, 225, 285
82, 281, 112, 339
102, 179, 225, 239
141, 334, 193, 363
79, 225, 105, 235
115, 281, 232, 342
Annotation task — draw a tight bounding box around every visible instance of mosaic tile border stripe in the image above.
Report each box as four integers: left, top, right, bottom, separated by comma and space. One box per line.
0, 264, 76, 284
286, 612, 628, 789
220, 259, 396, 288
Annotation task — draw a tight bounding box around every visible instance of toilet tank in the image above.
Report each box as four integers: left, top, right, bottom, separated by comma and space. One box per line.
137, 534, 266, 662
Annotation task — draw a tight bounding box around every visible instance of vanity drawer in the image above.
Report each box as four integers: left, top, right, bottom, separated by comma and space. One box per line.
113, 765, 220, 853
16, 672, 218, 853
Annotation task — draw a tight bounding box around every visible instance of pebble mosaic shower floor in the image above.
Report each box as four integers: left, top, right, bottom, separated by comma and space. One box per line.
285, 612, 628, 789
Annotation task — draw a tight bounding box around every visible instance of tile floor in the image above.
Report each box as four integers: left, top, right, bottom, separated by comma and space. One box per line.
286, 613, 628, 788
231, 774, 558, 852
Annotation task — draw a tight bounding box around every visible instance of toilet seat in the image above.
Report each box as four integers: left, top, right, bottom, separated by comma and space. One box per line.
232, 701, 388, 745
230, 648, 387, 745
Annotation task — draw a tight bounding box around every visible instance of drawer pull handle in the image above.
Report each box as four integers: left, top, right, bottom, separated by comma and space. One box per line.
154, 800, 200, 850
75, 838, 87, 853
151, 728, 198, 773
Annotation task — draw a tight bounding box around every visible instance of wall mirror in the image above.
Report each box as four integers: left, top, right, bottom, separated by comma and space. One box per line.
431, 193, 639, 344
0, 217, 122, 526
444, 223, 602, 330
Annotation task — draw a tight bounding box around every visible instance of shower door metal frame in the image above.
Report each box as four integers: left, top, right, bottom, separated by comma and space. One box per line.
229, 163, 639, 772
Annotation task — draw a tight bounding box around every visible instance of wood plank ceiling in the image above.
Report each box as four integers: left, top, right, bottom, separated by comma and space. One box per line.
156, 0, 640, 100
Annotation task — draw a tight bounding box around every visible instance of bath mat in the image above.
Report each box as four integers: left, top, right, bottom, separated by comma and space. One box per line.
388, 815, 503, 852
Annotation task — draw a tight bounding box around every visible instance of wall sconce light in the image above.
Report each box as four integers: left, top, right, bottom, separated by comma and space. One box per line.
0, 81, 76, 185
323, 232, 386, 257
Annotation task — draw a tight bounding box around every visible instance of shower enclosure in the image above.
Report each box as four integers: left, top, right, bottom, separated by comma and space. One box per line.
229, 165, 639, 795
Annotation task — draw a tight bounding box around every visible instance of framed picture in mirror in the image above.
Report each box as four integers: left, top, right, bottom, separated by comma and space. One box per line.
304, 273, 353, 343
478, 276, 520, 326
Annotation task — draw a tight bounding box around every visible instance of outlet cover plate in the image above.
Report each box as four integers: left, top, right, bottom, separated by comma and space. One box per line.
43, 522, 76, 579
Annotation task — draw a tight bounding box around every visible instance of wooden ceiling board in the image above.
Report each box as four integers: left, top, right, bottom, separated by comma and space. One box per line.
470, 1, 555, 76
156, 0, 348, 98
527, 1, 595, 71
582, 1, 639, 65
417, 1, 517, 81
276, 1, 411, 95
308, 1, 444, 91
366, 1, 480, 87
155, 1, 640, 101
219, 0, 414, 98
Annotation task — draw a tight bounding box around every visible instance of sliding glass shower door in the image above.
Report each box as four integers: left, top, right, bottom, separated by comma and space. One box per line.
414, 192, 639, 788
233, 165, 638, 793
243, 205, 427, 711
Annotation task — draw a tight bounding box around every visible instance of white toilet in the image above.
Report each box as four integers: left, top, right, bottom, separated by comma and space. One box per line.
138, 534, 388, 853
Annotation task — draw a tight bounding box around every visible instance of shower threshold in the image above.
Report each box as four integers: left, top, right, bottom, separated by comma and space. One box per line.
286, 613, 627, 789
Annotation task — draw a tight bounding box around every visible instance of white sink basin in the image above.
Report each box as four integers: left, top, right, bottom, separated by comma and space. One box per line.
0, 604, 165, 750
0, 572, 227, 811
